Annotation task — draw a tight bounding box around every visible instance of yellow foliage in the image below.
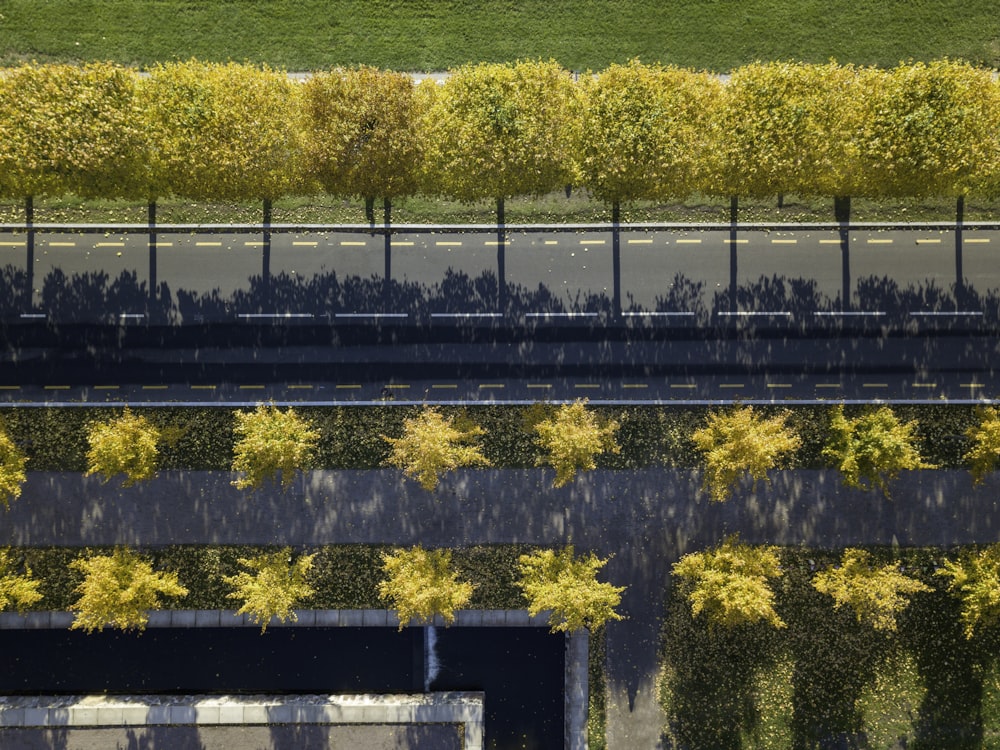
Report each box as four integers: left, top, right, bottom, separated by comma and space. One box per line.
85, 408, 160, 486
938, 544, 1000, 639
0, 549, 42, 613
383, 407, 490, 491
517, 546, 624, 632
224, 548, 315, 633
692, 406, 800, 502
534, 399, 619, 488
964, 406, 1000, 485
379, 546, 473, 629
231, 404, 320, 490
0, 427, 27, 510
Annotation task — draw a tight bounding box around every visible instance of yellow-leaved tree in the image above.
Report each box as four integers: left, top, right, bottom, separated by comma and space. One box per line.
383, 407, 490, 491
822, 405, 933, 497
533, 400, 619, 488
85, 408, 160, 486
379, 546, 474, 629
0, 549, 43, 613
231, 405, 321, 490
938, 545, 1000, 639
964, 406, 1000, 485
673, 536, 785, 629
812, 549, 930, 632
224, 548, 316, 633
70, 548, 188, 633
517, 546, 625, 632
692, 406, 801, 503
0, 426, 28, 511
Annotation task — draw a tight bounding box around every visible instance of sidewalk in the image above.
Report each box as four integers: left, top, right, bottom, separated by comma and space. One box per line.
5, 467, 1000, 749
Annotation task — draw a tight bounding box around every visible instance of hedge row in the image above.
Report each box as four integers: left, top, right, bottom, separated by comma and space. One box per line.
0, 403, 983, 473
6, 544, 536, 613
661, 546, 1000, 749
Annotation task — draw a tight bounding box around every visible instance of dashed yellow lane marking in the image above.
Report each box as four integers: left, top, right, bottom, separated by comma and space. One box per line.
0, 385, 20, 390
723, 239, 749, 244
622, 384, 647, 389
48, 242, 76, 247
580, 240, 606, 245
479, 384, 505, 389
436, 241, 462, 247
244, 241, 265, 246
190, 385, 216, 390
574, 384, 600, 389
819, 239, 842, 244
916, 238, 941, 244
912, 383, 937, 388
392, 241, 415, 246
771, 239, 797, 244
238, 385, 265, 390
0, 242, 25, 247
93, 385, 119, 390
293, 241, 318, 247
96, 242, 125, 248
863, 383, 888, 388
142, 385, 168, 390
288, 384, 313, 390
544, 240, 559, 245
340, 241, 366, 246
196, 242, 223, 247
766, 383, 791, 388
157, 242, 174, 247
384, 384, 410, 389
44, 385, 70, 390
431, 384, 458, 389
816, 383, 842, 388
962, 383, 984, 388
670, 383, 696, 389
627, 239, 653, 244
484, 240, 506, 246
676, 239, 701, 244
336, 384, 362, 389
966, 238, 991, 244
527, 383, 552, 389
867, 239, 893, 244
719, 384, 744, 389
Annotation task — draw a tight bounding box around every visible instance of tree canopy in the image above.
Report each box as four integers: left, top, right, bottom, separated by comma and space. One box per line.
84, 408, 160, 486
517, 546, 625, 632
378, 546, 473, 629
224, 548, 316, 633
0, 549, 43, 613
822, 406, 933, 496
383, 407, 491, 491
0, 427, 27, 511
938, 544, 1000, 639
533, 400, 620, 488
231, 404, 320, 490
692, 406, 801, 502
70, 547, 187, 633
812, 548, 930, 632
964, 406, 1000, 485
673, 536, 785, 629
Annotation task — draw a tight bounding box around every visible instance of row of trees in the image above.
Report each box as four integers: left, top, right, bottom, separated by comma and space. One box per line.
674, 536, 1000, 640
2, 59, 1000, 222
2, 401, 999, 508
0, 544, 623, 634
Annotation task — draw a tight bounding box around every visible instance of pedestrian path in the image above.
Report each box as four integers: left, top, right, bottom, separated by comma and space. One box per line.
5, 467, 999, 749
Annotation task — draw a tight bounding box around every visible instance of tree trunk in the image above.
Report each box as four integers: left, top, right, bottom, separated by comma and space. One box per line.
496, 197, 506, 313
835, 196, 851, 311
365, 196, 376, 226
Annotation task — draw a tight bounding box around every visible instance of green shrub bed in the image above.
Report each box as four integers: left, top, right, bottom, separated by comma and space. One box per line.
660, 546, 1000, 749
7, 544, 537, 613
0, 403, 983, 473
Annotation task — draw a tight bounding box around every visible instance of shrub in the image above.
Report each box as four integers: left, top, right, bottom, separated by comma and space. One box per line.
534, 400, 620, 488
938, 544, 1000, 639
0, 549, 43, 613
517, 546, 625, 632
0, 427, 27, 510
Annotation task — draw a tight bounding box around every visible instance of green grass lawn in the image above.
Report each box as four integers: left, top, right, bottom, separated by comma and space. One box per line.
1, 0, 998, 71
